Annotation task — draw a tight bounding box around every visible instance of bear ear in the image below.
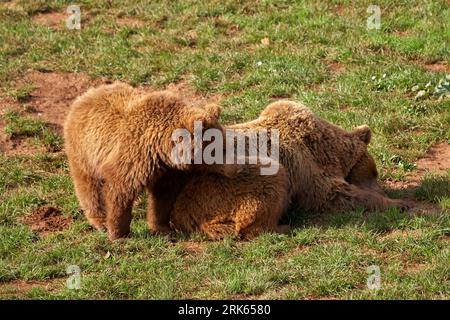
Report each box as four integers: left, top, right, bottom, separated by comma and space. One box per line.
353, 125, 372, 144
184, 104, 222, 133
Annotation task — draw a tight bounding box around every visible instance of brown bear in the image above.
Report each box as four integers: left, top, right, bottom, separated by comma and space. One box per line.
171, 159, 290, 240
169, 100, 406, 239
64, 82, 237, 240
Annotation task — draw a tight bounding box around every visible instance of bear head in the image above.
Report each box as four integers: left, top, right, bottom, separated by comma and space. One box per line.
345, 125, 385, 195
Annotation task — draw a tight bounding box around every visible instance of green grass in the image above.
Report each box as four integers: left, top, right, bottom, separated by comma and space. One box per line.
3, 110, 64, 151
415, 172, 450, 202
0, 0, 449, 299
6, 83, 34, 102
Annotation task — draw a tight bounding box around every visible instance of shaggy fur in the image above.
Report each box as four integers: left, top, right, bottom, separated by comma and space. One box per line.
171, 160, 290, 240
169, 100, 406, 239
64, 82, 236, 240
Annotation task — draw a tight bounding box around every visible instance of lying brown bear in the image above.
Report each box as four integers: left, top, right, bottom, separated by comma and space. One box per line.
168, 100, 406, 239
64, 83, 237, 240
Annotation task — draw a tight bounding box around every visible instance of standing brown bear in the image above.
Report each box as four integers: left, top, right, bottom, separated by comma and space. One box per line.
64, 82, 236, 240
169, 100, 407, 239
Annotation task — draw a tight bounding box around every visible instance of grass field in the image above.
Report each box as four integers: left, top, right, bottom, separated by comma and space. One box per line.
0, 0, 449, 299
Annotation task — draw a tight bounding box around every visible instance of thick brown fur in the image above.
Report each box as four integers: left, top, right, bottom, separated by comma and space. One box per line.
169, 100, 406, 239
171, 160, 290, 240
64, 82, 236, 240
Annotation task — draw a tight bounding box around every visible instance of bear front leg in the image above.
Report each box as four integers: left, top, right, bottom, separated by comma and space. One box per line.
327, 178, 408, 212
104, 187, 135, 240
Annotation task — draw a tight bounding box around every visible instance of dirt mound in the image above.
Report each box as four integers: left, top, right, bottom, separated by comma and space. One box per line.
19, 205, 72, 236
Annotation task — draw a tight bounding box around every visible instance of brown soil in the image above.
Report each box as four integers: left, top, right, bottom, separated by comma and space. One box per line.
32, 12, 69, 29
0, 134, 44, 156
384, 143, 450, 213
423, 61, 450, 73
326, 60, 345, 74
19, 205, 72, 236
0, 71, 107, 155
415, 143, 450, 176
386, 143, 450, 189
17, 71, 107, 134
0, 278, 63, 299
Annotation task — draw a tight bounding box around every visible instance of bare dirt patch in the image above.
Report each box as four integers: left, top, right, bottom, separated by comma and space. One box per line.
387, 143, 450, 188
1, 71, 107, 155
415, 143, 450, 176
0, 133, 44, 156
213, 16, 240, 36
326, 60, 345, 74
19, 205, 72, 236
17, 71, 107, 133
32, 12, 69, 29
0, 278, 63, 299
423, 61, 450, 73
384, 143, 450, 213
